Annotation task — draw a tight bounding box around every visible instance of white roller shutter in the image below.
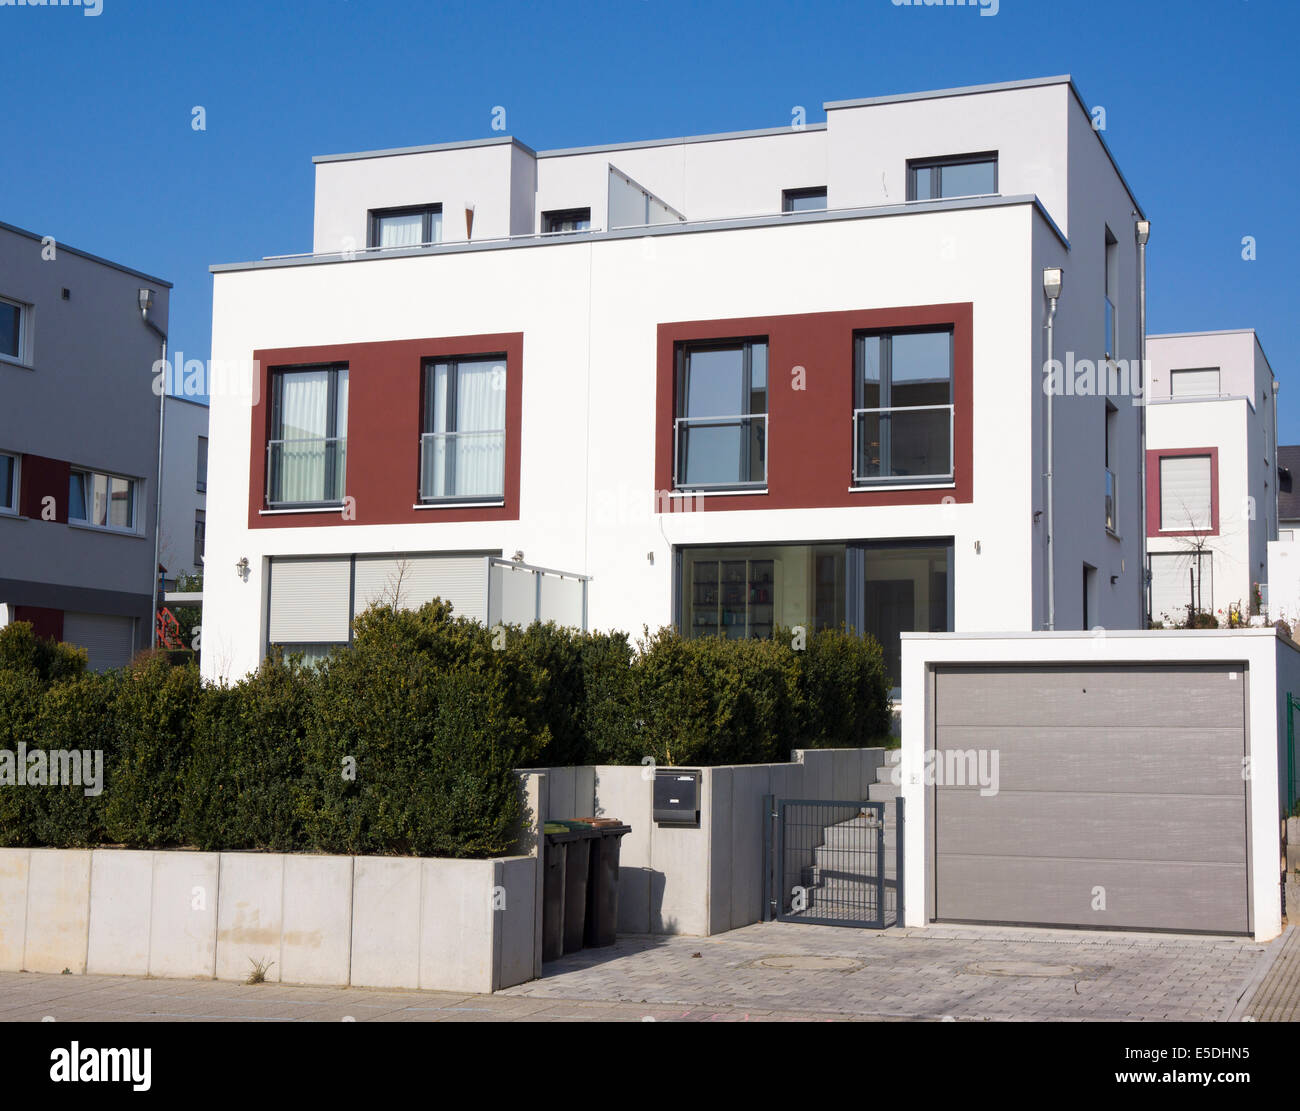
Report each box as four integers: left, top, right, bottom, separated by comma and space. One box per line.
268, 558, 351, 643
353, 555, 489, 622
63, 612, 135, 672
1149, 552, 1213, 625
1159, 455, 1212, 530
1170, 368, 1220, 398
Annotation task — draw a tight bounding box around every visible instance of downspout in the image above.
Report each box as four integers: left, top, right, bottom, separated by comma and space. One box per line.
1135, 220, 1150, 627
1043, 274, 1062, 631
139, 290, 168, 650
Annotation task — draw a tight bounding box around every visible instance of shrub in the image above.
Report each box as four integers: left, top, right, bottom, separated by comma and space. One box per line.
794, 627, 892, 748
0, 622, 87, 684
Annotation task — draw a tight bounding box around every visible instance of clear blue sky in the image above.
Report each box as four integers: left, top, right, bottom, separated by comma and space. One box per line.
1, 0, 1295, 430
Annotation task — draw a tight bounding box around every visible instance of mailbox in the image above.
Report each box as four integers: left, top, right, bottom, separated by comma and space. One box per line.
653, 769, 701, 827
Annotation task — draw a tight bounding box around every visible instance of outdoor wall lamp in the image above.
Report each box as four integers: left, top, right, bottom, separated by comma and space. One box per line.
138, 287, 154, 313
235, 557, 250, 581
1042, 267, 1064, 299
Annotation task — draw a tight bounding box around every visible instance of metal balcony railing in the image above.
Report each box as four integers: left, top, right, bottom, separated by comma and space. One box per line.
852, 405, 954, 484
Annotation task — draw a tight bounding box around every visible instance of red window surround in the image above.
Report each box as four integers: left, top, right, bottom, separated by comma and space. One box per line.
654, 303, 973, 511
12, 606, 63, 642
1146, 447, 1219, 538
18, 454, 71, 522
248, 334, 523, 529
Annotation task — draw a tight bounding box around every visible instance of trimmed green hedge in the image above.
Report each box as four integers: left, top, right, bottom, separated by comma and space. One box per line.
0, 607, 891, 856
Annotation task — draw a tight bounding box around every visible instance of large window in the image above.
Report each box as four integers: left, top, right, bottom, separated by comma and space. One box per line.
0, 452, 17, 512
267, 366, 348, 507
907, 153, 997, 201
542, 208, 591, 233
677, 538, 953, 688
854, 329, 953, 484
421, 356, 507, 502
674, 340, 767, 490
69, 469, 138, 532
368, 205, 442, 249
1, 296, 27, 364
1159, 454, 1213, 531
782, 188, 827, 212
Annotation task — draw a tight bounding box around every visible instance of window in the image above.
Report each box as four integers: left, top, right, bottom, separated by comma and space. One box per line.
864, 541, 952, 688
1083, 564, 1098, 630
420, 356, 506, 501
1104, 403, 1118, 534
1159, 454, 1212, 531
267, 365, 348, 507
1104, 228, 1118, 358
194, 509, 205, 567
368, 205, 442, 249
854, 329, 954, 484
69, 469, 138, 532
674, 340, 767, 490
0, 452, 17, 512
196, 436, 208, 493
1170, 368, 1221, 398
0, 296, 27, 364
542, 208, 591, 234
782, 188, 827, 213
907, 153, 997, 201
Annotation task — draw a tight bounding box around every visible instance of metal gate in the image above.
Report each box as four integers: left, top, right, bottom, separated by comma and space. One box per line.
763, 797, 903, 929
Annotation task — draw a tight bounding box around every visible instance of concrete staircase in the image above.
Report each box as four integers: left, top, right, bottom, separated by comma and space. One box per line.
787, 751, 902, 925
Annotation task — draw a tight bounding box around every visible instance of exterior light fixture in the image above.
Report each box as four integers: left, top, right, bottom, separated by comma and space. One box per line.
235, 557, 250, 580
1135, 220, 1151, 247
138, 287, 154, 313
1042, 267, 1064, 300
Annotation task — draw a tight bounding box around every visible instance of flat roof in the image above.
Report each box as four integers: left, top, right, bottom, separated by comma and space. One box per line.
822, 74, 1074, 110
0, 219, 172, 288
1149, 329, 1274, 378
312, 135, 535, 165
211, 192, 1067, 274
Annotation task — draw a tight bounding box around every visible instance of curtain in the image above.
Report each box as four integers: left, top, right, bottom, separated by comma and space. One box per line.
277, 371, 329, 502
455, 360, 505, 497
378, 213, 423, 248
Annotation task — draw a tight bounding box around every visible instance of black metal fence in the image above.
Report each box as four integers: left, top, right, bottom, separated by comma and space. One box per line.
763, 797, 903, 929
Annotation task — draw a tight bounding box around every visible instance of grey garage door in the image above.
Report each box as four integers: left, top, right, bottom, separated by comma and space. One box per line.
63, 612, 136, 673
933, 665, 1249, 935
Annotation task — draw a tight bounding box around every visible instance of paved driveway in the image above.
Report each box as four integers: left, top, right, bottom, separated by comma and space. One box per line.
502, 921, 1277, 1022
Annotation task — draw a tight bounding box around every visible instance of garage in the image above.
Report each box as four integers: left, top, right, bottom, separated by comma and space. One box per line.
902, 630, 1296, 942
63, 612, 137, 672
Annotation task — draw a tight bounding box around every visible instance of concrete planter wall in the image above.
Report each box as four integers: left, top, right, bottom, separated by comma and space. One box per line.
529, 748, 888, 937
0, 774, 545, 993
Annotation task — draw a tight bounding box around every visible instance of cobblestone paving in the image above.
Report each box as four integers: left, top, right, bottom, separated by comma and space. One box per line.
0, 921, 1281, 1022
501, 921, 1274, 1022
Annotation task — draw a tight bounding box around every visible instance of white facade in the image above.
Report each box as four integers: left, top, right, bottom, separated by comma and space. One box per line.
158, 396, 208, 587
203, 77, 1147, 683
1145, 331, 1278, 625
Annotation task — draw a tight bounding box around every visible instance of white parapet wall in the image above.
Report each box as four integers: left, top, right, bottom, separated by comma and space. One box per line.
528, 747, 888, 937
0, 773, 546, 992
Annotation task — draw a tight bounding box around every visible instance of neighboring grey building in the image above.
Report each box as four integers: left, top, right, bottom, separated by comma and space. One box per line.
0, 219, 171, 670
159, 396, 208, 589
1277, 443, 1300, 540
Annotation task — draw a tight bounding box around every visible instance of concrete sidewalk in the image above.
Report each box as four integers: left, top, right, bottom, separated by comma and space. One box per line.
0, 921, 1289, 1022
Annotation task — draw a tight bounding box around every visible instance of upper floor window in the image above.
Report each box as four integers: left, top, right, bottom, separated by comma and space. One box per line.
1159, 454, 1213, 531
0, 452, 17, 512
907, 153, 998, 201
1, 296, 29, 365
782, 188, 827, 213
194, 509, 206, 567
196, 435, 208, 493
674, 340, 767, 491
854, 329, 953, 484
69, 468, 138, 532
421, 356, 506, 502
1170, 368, 1221, 398
368, 205, 442, 250
543, 208, 591, 234
1104, 228, 1118, 358
1104, 403, 1118, 534
267, 366, 348, 507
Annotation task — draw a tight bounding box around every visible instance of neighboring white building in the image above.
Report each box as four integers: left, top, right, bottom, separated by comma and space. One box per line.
201, 75, 1148, 685
158, 395, 208, 589
1145, 331, 1278, 626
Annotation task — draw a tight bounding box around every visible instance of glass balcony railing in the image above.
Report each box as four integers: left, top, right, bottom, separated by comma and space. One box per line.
673, 414, 767, 490
265, 437, 346, 507
853, 405, 954, 484
420, 430, 506, 501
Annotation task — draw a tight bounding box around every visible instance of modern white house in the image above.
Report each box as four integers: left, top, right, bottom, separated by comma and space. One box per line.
158, 395, 209, 589
201, 75, 1148, 686
1144, 330, 1279, 626
0, 219, 170, 670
